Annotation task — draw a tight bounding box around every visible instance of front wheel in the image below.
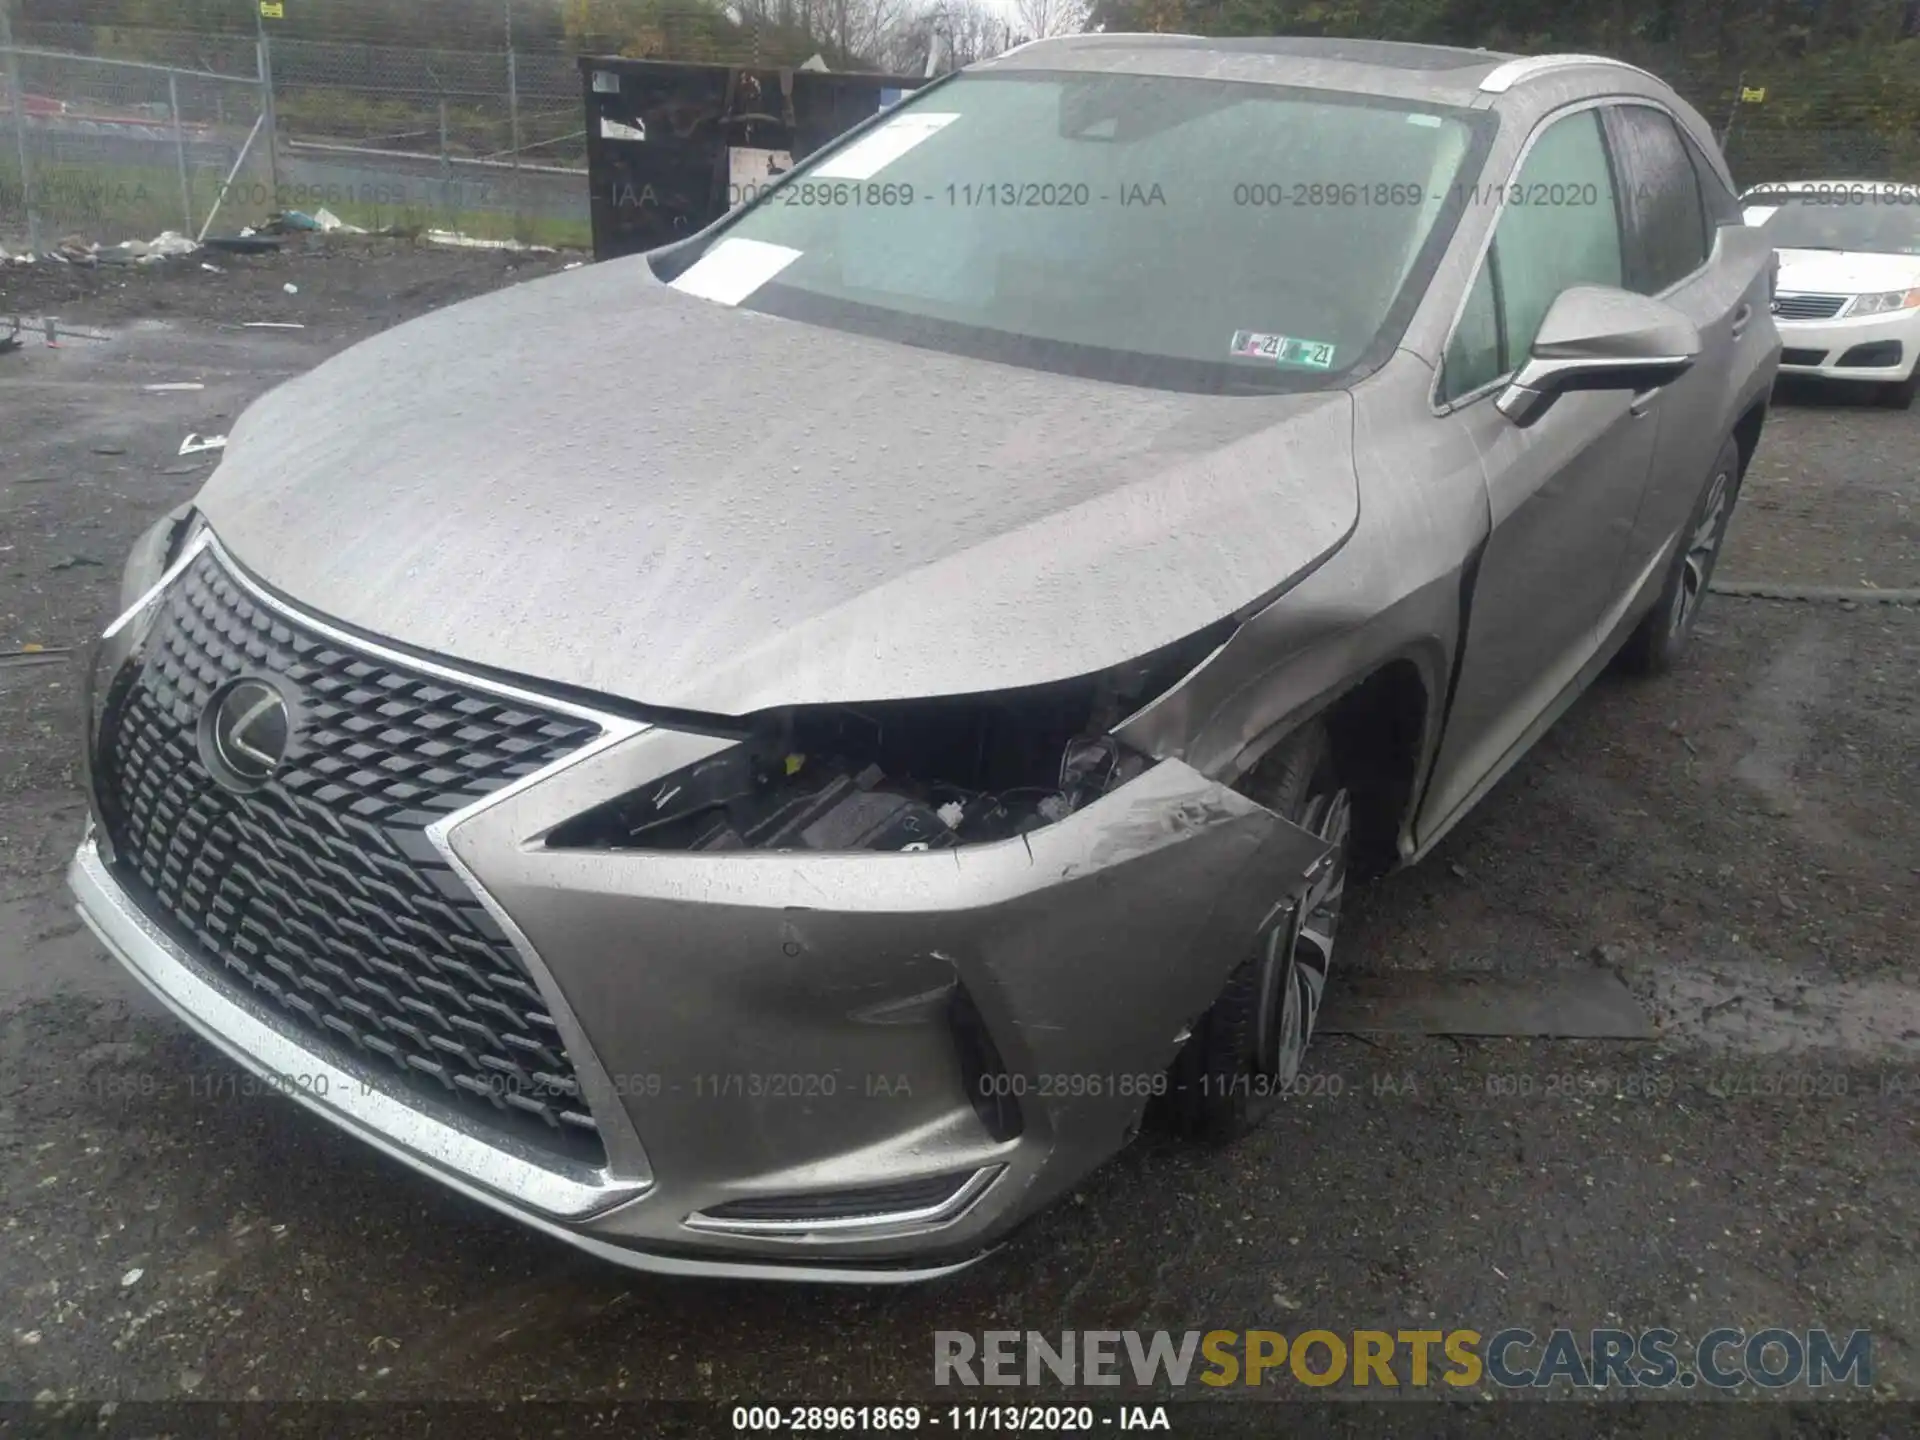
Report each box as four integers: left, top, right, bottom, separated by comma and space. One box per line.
1617, 435, 1743, 676
1159, 721, 1351, 1143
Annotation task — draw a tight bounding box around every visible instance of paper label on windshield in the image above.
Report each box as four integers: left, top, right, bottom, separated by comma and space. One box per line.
1230, 330, 1337, 370
669, 237, 802, 306
810, 112, 958, 181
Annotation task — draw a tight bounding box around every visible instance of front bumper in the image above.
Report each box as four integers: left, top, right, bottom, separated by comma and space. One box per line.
70, 542, 1329, 1281
1774, 307, 1919, 381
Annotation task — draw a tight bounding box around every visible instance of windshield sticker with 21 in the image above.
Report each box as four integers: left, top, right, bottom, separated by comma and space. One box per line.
1229, 330, 1338, 370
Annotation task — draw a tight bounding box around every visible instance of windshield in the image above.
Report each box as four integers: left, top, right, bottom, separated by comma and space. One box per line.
664, 71, 1489, 391
1746, 191, 1920, 255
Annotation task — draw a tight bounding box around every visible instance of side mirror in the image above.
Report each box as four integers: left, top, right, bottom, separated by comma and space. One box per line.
1496, 286, 1702, 428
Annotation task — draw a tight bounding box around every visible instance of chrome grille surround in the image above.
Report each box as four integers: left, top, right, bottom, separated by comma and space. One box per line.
89, 530, 654, 1195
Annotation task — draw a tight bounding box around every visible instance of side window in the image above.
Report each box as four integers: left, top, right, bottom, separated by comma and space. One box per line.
1442, 253, 1502, 400
1608, 105, 1710, 293
1490, 109, 1625, 364
1680, 125, 1744, 232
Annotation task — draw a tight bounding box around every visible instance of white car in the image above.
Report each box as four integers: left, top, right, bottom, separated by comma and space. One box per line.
1742, 179, 1920, 408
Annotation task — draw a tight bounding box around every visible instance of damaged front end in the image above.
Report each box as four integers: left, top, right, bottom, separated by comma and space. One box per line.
546, 623, 1236, 856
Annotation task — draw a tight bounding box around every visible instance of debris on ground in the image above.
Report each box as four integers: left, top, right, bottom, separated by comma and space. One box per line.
254, 209, 365, 237
177, 434, 228, 456
143, 383, 205, 393
145, 231, 199, 260
48, 556, 103, 572
202, 236, 282, 256
240, 322, 304, 330
424, 229, 558, 255
25, 317, 111, 346
0, 647, 72, 670
39, 231, 199, 267
282, 283, 299, 295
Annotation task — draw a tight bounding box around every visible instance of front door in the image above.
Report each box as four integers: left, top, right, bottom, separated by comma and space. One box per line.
1417, 104, 1661, 837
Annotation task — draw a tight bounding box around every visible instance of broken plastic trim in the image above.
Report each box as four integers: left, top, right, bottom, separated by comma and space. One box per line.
544, 620, 1236, 855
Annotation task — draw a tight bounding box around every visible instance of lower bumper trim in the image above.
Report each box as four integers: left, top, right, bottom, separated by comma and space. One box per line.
687, 1166, 1003, 1236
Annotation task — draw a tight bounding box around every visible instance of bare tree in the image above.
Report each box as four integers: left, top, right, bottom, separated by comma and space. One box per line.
1013, 0, 1087, 37
881, 0, 1011, 71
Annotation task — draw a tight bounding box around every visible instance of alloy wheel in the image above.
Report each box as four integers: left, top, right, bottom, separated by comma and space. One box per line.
1255, 785, 1352, 1086
1672, 466, 1732, 636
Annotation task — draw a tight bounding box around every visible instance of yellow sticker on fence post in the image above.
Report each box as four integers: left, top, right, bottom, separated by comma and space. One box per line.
259, 1, 284, 17
1741, 86, 1767, 103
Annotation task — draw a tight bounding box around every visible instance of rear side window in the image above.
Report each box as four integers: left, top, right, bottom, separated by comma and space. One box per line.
1680, 126, 1744, 230
1607, 105, 1711, 293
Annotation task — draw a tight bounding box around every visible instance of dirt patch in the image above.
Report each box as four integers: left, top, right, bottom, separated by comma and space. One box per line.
3, 232, 583, 331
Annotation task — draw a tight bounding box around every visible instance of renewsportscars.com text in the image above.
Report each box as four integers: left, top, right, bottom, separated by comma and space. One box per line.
934, 1328, 1872, 1390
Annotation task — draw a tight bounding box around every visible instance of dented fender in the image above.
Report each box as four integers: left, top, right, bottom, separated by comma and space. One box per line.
446, 742, 1330, 1257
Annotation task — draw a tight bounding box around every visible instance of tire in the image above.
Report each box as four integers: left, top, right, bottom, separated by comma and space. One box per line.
1878, 370, 1919, 410
1158, 721, 1352, 1143
1617, 436, 1743, 677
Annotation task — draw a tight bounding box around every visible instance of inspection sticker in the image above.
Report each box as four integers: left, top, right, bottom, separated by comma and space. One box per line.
810, 112, 959, 181
1229, 330, 1337, 370
669, 237, 803, 306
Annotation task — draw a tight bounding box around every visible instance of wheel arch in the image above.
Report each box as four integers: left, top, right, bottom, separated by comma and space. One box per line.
1225, 648, 1444, 881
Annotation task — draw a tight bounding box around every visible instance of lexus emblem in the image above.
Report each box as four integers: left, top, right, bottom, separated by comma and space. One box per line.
198, 678, 293, 792
1769, 298, 1782, 313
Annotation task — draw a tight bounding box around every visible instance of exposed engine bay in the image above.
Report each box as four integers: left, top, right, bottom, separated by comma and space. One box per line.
544, 638, 1227, 854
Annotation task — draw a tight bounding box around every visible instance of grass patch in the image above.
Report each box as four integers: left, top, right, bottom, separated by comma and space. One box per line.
320, 199, 593, 249
0, 159, 278, 244
2, 160, 589, 249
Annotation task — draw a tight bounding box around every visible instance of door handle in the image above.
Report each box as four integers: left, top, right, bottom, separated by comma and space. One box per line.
1630, 388, 1660, 417
1730, 302, 1753, 338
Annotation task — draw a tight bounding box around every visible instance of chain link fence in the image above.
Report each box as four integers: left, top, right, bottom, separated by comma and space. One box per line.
2, 43, 271, 251
4, 21, 593, 251
1656, 66, 1920, 187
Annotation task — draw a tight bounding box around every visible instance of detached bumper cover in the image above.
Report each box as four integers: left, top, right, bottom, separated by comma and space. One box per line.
73, 616, 1330, 1279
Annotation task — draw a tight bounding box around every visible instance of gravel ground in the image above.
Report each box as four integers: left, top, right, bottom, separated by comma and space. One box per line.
1, 246, 1916, 1433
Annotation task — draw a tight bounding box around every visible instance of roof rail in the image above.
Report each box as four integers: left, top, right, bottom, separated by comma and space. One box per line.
992, 32, 1203, 60
1477, 53, 1653, 94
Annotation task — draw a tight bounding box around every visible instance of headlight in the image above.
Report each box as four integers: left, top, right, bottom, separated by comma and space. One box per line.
83, 508, 200, 846
1845, 288, 1920, 317
546, 624, 1236, 855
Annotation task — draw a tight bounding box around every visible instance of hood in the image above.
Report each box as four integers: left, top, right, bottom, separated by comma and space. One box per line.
1775, 248, 1920, 295
193, 257, 1359, 716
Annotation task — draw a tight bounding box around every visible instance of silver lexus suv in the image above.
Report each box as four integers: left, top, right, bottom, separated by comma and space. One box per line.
73, 36, 1779, 1282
